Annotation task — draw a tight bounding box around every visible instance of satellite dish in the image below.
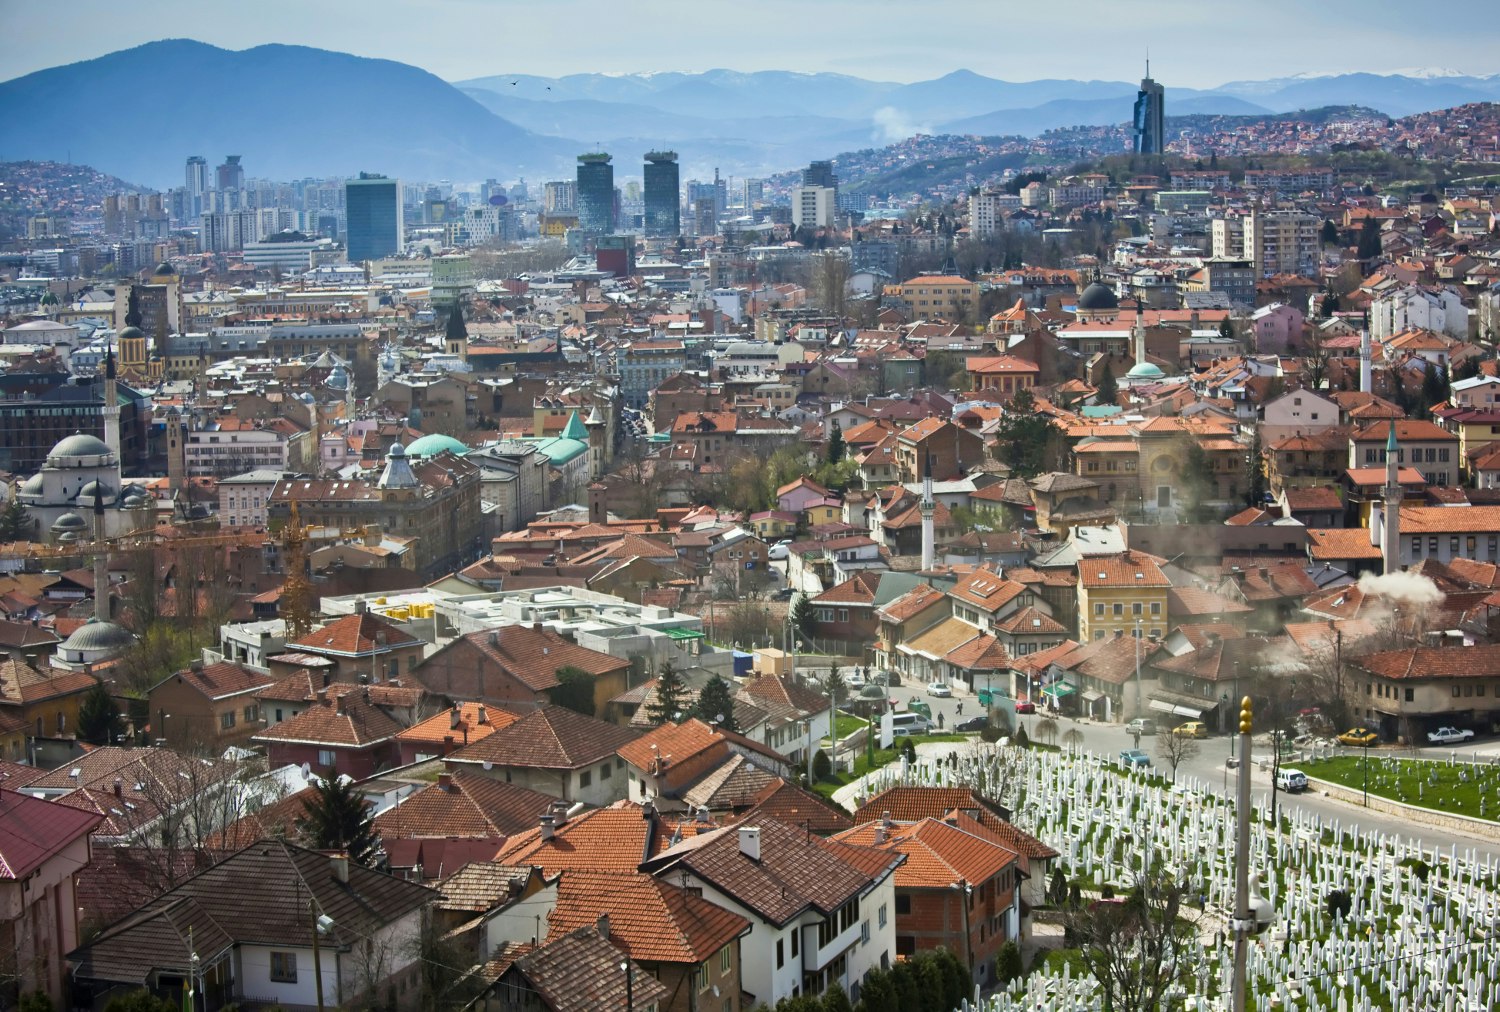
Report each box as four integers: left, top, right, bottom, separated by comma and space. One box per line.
489, 194, 508, 206
482, 761, 493, 771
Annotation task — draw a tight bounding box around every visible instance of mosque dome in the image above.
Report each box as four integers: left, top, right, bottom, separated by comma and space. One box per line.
1077, 282, 1119, 311
1126, 360, 1166, 381
60, 618, 135, 655
78, 480, 116, 502
19, 473, 44, 496
49, 433, 111, 460
405, 434, 469, 458
50, 512, 88, 533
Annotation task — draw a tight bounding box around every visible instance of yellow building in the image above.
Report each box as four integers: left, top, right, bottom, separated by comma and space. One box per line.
889, 274, 980, 322
0, 659, 100, 759
1077, 550, 1170, 642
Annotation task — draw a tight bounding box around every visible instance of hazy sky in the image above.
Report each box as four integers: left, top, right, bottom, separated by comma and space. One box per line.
3, 0, 1497, 86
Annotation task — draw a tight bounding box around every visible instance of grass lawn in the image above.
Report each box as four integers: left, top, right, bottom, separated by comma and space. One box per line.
832, 714, 867, 738
1300, 754, 1500, 823
809, 734, 969, 798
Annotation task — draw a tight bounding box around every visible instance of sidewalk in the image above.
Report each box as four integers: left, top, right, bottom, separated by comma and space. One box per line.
829, 739, 972, 810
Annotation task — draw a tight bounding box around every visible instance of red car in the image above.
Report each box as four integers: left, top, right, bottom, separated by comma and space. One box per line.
1015, 699, 1037, 714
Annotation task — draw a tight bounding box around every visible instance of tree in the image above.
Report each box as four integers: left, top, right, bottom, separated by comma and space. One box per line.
694, 674, 739, 732
1067, 876, 1200, 1012
549, 666, 597, 717
1154, 730, 1200, 783
103, 991, 175, 1012
827, 422, 845, 465
1320, 218, 1340, 246
0, 496, 33, 542
1095, 361, 1118, 406
1061, 728, 1085, 752
993, 389, 1062, 479
855, 968, 899, 1012
298, 774, 381, 866
790, 592, 818, 646
77, 679, 122, 746
1324, 887, 1352, 922
1034, 715, 1059, 746
812, 749, 832, 780
1245, 426, 1267, 507
1357, 219, 1383, 262
1420, 363, 1449, 414
1177, 437, 1215, 522
1319, 291, 1340, 317
645, 660, 687, 725
1048, 866, 1068, 906
997, 940, 1023, 984
1218, 318, 1235, 343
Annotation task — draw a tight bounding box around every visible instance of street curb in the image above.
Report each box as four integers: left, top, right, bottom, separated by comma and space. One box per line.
1303, 774, 1500, 842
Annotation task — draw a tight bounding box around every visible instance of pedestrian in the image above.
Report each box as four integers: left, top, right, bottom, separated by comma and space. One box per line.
957, 701, 964, 716
938, 712, 945, 730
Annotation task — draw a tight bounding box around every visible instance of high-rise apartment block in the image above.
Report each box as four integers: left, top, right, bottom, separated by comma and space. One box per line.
185, 156, 207, 217
216, 154, 245, 192
344, 173, 404, 262
1244, 208, 1320, 278
791, 186, 836, 229
543, 180, 576, 214
643, 151, 681, 237
576, 153, 616, 235
968, 190, 1023, 239
1132, 67, 1165, 155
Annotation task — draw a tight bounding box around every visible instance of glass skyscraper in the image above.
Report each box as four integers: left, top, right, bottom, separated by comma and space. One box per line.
643, 151, 680, 237
1133, 67, 1165, 155
576, 153, 616, 235
345, 172, 403, 262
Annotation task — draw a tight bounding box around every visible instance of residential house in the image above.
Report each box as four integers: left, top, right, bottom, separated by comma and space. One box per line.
1076, 551, 1171, 642
273, 609, 425, 684
1259, 389, 1340, 446
417, 625, 631, 715
373, 770, 556, 859
255, 673, 427, 731
874, 584, 951, 677
478, 925, 669, 1012
1346, 644, 1500, 743
736, 675, 832, 768
1348, 420, 1458, 488
0, 659, 98, 757
251, 689, 405, 779
445, 705, 640, 806
0, 792, 101, 1007
776, 477, 833, 516
394, 702, 518, 765
830, 813, 1022, 988
1370, 505, 1500, 568
147, 660, 277, 752
639, 820, 902, 1006
68, 842, 434, 1011
892, 418, 985, 483
1049, 631, 1160, 722
1266, 430, 1351, 496
809, 572, 884, 650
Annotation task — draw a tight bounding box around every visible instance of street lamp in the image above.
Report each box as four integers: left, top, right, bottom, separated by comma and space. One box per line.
1133, 618, 1143, 716
1362, 740, 1370, 807
620, 960, 634, 1011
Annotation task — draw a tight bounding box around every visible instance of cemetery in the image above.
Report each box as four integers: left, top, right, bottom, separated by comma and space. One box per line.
1299, 753, 1500, 823
851, 741, 1500, 1012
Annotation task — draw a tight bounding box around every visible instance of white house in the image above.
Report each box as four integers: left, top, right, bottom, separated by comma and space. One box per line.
1369, 285, 1468, 342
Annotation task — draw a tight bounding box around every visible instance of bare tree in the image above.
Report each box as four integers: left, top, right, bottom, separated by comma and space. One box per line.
1062, 728, 1085, 753
1067, 876, 1203, 1012
1034, 715, 1059, 747
1155, 731, 1201, 783
810, 252, 852, 319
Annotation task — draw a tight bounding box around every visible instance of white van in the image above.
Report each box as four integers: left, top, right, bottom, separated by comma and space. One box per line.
1276, 768, 1308, 793
889, 713, 934, 736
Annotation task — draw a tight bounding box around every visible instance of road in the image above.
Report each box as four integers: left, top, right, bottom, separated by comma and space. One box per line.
864, 679, 1500, 864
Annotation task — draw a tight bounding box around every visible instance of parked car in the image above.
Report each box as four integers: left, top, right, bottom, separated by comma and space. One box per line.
926, 681, 952, 698
907, 700, 933, 719
1336, 727, 1379, 747
1275, 768, 1309, 793
1125, 718, 1157, 737
1427, 726, 1475, 745
1119, 748, 1153, 768
1173, 721, 1208, 739
953, 715, 989, 733
767, 539, 792, 560
1015, 699, 1037, 714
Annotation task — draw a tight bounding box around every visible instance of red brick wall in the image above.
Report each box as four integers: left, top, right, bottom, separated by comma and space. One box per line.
266, 739, 394, 780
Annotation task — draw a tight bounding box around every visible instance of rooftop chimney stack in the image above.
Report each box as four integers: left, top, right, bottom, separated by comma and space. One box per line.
738, 825, 761, 861
540, 814, 556, 841
477, 704, 488, 725
331, 853, 349, 883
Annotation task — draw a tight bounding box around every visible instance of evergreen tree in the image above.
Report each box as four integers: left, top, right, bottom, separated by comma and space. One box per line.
1319, 292, 1340, 317
1420, 363, 1450, 414
645, 660, 687, 725
694, 674, 739, 732
1245, 427, 1267, 507
827, 422, 845, 464
1320, 219, 1339, 246
1095, 361, 1118, 406
297, 774, 381, 865
790, 592, 818, 646
1048, 866, 1068, 905
856, 969, 899, 1012
77, 679, 122, 746
820, 984, 854, 1012
1218, 318, 1236, 343
0, 496, 33, 542
1357, 219, 1382, 261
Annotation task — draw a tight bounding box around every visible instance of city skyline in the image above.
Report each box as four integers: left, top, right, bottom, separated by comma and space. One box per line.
3, 0, 1497, 89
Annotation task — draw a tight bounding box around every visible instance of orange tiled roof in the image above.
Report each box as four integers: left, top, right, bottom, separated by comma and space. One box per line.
397, 702, 517, 747
547, 870, 750, 964
251, 692, 404, 748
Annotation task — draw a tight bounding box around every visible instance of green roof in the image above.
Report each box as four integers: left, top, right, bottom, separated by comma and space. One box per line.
1041, 681, 1076, 698
561, 410, 588, 441
662, 627, 705, 641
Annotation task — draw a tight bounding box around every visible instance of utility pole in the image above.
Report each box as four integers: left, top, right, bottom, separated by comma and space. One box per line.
1230, 695, 1253, 1012
309, 898, 326, 1012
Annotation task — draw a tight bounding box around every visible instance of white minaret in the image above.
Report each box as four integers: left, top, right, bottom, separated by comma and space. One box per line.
1133, 303, 1148, 370
919, 475, 935, 571
102, 343, 121, 458
1381, 425, 1403, 575
91, 486, 110, 623
1359, 327, 1373, 394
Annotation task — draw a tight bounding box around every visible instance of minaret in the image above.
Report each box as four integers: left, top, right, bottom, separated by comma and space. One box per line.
91, 485, 109, 623
101, 342, 121, 458
1381, 424, 1403, 575
919, 475, 936, 571
1133, 303, 1148, 371
1359, 326, 1373, 394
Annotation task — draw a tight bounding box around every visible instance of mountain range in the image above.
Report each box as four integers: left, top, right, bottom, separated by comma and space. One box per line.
2, 41, 1497, 188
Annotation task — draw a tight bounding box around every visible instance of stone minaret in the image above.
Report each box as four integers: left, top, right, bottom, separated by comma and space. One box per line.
91, 485, 110, 623
1381, 424, 1403, 575
919, 475, 936, 571
102, 342, 121, 458
1359, 326, 1373, 394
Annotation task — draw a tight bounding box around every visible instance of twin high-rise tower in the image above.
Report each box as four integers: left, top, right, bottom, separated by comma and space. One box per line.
576, 151, 684, 237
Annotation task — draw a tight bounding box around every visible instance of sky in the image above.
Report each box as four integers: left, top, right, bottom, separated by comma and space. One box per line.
3, 0, 1497, 87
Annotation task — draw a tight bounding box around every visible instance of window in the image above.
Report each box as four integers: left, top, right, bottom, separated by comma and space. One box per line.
878, 903, 888, 928
698, 960, 712, 991
776, 938, 785, 969
1094, 603, 1104, 616
1150, 602, 1161, 616
317, 749, 336, 766
1112, 603, 1123, 617
244, 705, 258, 723
579, 769, 592, 788
720, 945, 731, 974
895, 894, 911, 915
220, 711, 236, 730
1450, 537, 1460, 553
1132, 602, 1142, 616
270, 951, 297, 983
861, 920, 871, 944
1453, 685, 1462, 698
791, 928, 798, 957
1405, 687, 1414, 702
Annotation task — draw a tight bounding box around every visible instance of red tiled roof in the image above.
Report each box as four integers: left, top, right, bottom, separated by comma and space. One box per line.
397, 702, 518, 747
373, 771, 556, 839
286, 612, 418, 657
1350, 644, 1500, 681
252, 692, 404, 748
448, 705, 639, 770
157, 661, 276, 701
831, 814, 1020, 889
851, 786, 1058, 860
1079, 550, 1170, 589
547, 870, 750, 964
0, 790, 101, 879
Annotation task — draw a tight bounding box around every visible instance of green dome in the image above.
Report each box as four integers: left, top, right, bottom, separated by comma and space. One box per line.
1126, 361, 1165, 380
405, 433, 470, 458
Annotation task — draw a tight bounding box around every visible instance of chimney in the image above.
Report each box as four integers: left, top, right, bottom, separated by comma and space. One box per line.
322, 671, 332, 688
696, 806, 711, 824
738, 826, 761, 861
437, 773, 452, 791
550, 800, 570, 827
354, 598, 368, 615
476, 704, 488, 725
595, 913, 610, 939
450, 707, 461, 730
442, 734, 454, 756
331, 853, 349, 883
335, 694, 347, 716
113, 778, 123, 798
488, 631, 500, 647
1113, 628, 1124, 640
315, 686, 329, 706
190, 659, 204, 673
540, 814, 556, 841
875, 823, 887, 844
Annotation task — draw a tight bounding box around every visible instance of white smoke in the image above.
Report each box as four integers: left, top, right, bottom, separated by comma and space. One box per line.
1356, 571, 1445, 610
871, 107, 932, 143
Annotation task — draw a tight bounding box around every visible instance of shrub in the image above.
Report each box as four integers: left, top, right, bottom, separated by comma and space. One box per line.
996, 940, 1024, 984
812, 749, 832, 780
1013, 724, 1031, 748
1325, 888, 1352, 921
